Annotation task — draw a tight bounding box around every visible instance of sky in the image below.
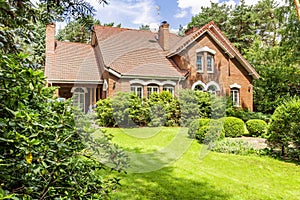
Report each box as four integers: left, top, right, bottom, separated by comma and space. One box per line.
83, 0, 285, 33
54, 0, 286, 33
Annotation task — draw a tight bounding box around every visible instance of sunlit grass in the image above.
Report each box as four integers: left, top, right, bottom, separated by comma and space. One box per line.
95, 127, 300, 200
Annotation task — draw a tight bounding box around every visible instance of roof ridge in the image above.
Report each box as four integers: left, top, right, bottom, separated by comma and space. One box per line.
56, 40, 92, 46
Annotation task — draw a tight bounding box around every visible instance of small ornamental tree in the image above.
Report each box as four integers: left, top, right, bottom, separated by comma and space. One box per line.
0, 54, 127, 199
268, 98, 300, 160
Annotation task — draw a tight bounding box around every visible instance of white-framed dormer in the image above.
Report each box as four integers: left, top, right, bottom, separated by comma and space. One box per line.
196, 46, 216, 74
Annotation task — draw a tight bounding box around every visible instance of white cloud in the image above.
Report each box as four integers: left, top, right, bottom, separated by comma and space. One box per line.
92, 0, 160, 28
243, 0, 260, 6
176, 0, 218, 15
174, 10, 187, 18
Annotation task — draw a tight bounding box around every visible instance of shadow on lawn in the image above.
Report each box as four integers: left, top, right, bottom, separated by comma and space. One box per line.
113, 166, 231, 200
112, 144, 232, 200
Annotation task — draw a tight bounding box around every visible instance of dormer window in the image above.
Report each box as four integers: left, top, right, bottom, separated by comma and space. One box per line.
196, 54, 203, 72
207, 54, 214, 73
196, 46, 216, 74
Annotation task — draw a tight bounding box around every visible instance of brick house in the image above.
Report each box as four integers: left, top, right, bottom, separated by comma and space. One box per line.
45, 21, 259, 112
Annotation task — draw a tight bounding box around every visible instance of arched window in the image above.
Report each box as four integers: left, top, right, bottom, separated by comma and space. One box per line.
207, 85, 218, 94
147, 84, 159, 98
71, 87, 87, 112
206, 81, 220, 95
192, 81, 206, 91
230, 83, 241, 107
131, 85, 143, 98
194, 84, 204, 91
163, 85, 175, 96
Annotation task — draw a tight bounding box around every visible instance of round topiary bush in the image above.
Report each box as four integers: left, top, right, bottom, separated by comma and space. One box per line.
221, 117, 245, 137
246, 119, 268, 137
188, 118, 224, 143
268, 98, 300, 159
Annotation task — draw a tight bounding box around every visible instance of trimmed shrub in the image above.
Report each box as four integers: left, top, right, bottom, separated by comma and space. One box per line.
268, 98, 300, 160
210, 139, 256, 155
226, 107, 271, 123
188, 118, 225, 143
221, 117, 245, 137
246, 119, 268, 137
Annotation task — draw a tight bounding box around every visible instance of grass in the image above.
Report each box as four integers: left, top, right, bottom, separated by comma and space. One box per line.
94, 127, 300, 200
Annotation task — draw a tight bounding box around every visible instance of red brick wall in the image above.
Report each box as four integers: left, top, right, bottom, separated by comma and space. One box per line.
173, 33, 254, 111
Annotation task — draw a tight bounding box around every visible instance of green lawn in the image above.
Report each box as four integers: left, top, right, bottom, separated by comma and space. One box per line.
95, 127, 300, 200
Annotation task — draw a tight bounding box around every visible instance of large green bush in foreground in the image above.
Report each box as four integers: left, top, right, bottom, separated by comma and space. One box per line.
268, 98, 300, 160
0, 54, 127, 199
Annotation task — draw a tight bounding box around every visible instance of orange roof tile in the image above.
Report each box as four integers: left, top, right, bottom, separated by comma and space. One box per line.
45, 41, 102, 82
94, 26, 185, 78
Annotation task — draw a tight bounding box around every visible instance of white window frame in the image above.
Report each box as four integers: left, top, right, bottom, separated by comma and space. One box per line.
147, 86, 159, 98
163, 86, 175, 96
207, 85, 218, 95
207, 54, 214, 73
205, 81, 220, 94
231, 89, 240, 107
71, 87, 87, 112
196, 53, 204, 73
131, 85, 143, 99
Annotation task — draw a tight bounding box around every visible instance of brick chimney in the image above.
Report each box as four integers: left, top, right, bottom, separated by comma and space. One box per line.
158, 21, 169, 51
46, 23, 56, 53
185, 26, 199, 36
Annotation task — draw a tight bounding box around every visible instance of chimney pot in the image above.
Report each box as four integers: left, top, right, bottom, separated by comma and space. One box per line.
158, 21, 170, 51
46, 23, 56, 53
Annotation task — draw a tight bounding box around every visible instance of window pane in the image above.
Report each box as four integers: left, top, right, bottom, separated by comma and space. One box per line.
194, 85, 204, 91
196, 54, 203, 71
207, 55, 213, 72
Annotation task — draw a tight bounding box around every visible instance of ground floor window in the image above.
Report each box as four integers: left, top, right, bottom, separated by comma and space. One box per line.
207, 85, 218, 95
72, 87, 86, 112
194, 84, 204, 91
231, 89, 240, 106
131, 85, 143, 98
147, 85, 159, 98
163, 86, 174, 96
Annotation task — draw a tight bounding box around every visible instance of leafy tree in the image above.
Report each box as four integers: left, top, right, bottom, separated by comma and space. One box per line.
57, 17, 121, 43
139, 24, 150, 30
268, 98, 300, 160
0, 54, 127, 198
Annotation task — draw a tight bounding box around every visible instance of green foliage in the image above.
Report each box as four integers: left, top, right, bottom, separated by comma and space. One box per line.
95, 97, 116, 127
246, 119, 268, 137
0, 54, 127, 199
221, 117, 245, 137
146, 91, 180, 127
268, 98, 300, 160
210, 138, 256, 155
56, 16, 121, 43
226, 107, 271, 123
188, 118, 225, 143
178, 90, 212, 126
139, 24, 150, 30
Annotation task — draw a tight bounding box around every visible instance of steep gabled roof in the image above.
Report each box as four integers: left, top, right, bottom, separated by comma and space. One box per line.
93, 26, 186, 78
167, 21, 259, 79
45, 41, 102, 83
